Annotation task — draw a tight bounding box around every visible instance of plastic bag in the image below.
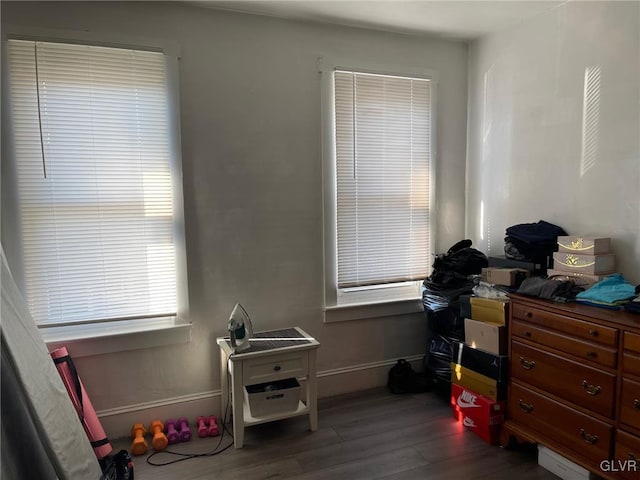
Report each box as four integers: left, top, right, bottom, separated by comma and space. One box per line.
432, 239, 488, 278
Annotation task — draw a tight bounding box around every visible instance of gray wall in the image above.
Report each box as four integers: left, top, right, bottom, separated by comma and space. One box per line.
1, 2, 468, 417
466, 1, 640, 283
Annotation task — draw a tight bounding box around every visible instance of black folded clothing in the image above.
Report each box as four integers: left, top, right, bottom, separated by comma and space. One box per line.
504, 220, 566, 262
625, 298, 640, 314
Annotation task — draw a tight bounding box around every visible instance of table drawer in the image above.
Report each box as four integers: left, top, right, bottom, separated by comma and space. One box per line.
614, 430, 640, 480
510, 381, 613, 460
624, 352, 640, 377
512, 320, 617, 368
511, 341, 616, 418
621, 377, 640, 431
512, 303, 617, 347
242, 352, 308, 385
625, 332, 640, 355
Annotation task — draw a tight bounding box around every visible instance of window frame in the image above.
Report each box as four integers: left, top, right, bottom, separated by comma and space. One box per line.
1, 26, 190, 353
320, 58, 438, 322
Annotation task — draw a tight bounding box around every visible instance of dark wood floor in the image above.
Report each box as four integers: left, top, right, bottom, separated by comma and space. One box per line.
111, 387, 559, 480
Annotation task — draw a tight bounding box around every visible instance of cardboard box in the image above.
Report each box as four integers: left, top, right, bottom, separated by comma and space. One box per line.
552, 252, 615, 275
470, 297, 509, 325
546, 268, 607, 288
464, 318, 507, 355
452, 341, 508, 382
557, 236, 611, 255
244, 378, 300, 417
538, 445, 592, 480
451, 383, 505, 445
481, 267, 530, 286
451, 362, 507, 401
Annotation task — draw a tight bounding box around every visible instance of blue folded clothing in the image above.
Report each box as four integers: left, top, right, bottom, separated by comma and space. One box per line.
576, 274, 636, 306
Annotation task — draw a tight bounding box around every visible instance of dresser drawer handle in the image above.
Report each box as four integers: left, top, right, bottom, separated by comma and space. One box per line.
579, 429, 598, 444
634, 399, 640, 409
524, 331, 532, 338
582, 380, 601, 396
588, 329, 598, 337
524, 311, 533, 318
519, 357, 536, 370
518, 399, 534, 413
586, 351, 598, 359
273, 365, 281, 371
629, 453, 637, 461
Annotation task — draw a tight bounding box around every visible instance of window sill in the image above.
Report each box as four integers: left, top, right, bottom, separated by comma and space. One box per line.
41, 317, 192, 358
324, 297, 423, 323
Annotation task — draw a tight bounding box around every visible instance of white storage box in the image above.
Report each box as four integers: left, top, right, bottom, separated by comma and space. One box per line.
244, 377, 300, 418
552, 252, 615, 275
557, 236, 611, 255
538, 445, 592, 480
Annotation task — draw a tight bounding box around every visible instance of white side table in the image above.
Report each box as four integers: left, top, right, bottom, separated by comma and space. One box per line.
217, 326, 320, 448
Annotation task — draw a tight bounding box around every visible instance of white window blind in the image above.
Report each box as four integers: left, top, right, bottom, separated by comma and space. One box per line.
7, 39, 178, 327
334, 70, 432, 288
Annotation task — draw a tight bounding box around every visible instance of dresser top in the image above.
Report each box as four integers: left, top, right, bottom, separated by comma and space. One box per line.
509, 293, 640, 330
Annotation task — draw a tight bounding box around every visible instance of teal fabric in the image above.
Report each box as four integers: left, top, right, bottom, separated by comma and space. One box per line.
576, 274, 636, 304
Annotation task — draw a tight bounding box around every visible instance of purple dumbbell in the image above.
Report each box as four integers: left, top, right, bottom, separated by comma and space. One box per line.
164, 419, 180, 445
176, 417, 192, 442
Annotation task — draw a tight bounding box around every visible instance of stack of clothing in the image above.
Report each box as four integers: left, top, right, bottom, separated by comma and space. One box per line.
517, 276, 584, 303
576, 274, 636, 310
504, 220, 566, 264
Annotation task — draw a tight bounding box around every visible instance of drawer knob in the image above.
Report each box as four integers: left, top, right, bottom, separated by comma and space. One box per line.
629, 453, 637, 461
524, 311, 533, 318
582, 380, 601, 396
519, 357, 536, 370
633, 399, 640, 409
588, 329, 598, 337
579, 429, 599, 444
524, 331, 532, 338
586, 351, 598, 359
518, 399, 534, 413
273, 365, 281, 372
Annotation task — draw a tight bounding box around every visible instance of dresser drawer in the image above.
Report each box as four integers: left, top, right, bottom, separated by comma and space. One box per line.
242, 352, 308, 385
625, 332, 640, 355
624, 352, 640, 377
614, 430, 640, 480
512, 303, 617, 347
510, 382, 613, 460
511, 341, 616, 418
512, 320, 617, 368
620, 377, 640, 431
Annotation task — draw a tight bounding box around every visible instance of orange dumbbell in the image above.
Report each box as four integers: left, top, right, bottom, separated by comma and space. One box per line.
149, 420, 168, 451
130, 423, 148, 456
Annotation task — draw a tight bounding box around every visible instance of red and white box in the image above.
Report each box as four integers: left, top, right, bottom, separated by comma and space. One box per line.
451, 383, 505, 445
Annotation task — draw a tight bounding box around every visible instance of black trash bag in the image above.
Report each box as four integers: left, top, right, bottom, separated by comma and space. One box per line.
424, 334, 455, 382
504, 220, 566, 262
421, 282, 472, 339
431, 239, 488, 280
424, 308, 464, 340
421, 281, 474, 312
388, 359, 429, 394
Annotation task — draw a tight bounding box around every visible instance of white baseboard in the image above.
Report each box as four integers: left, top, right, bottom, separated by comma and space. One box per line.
98, 354, 425, 441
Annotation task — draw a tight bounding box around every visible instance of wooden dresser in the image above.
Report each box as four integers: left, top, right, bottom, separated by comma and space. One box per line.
503, 294, 640, 479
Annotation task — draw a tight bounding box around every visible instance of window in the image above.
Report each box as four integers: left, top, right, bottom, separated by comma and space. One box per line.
324, 68, 433, 313
6, 39, 187, 332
